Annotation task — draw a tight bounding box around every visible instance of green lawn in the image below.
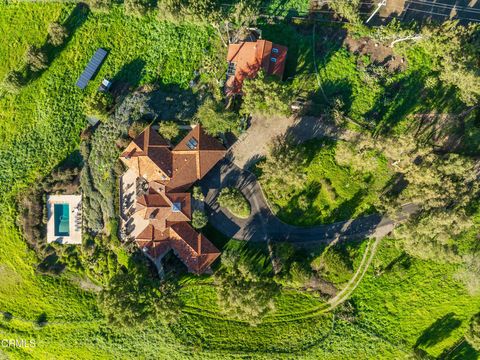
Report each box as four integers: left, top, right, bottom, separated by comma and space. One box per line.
353, 237, 480, 358
261, 139, 392, 226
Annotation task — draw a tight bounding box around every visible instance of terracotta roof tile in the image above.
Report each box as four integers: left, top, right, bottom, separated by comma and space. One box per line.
120, 125, 225, 274
225, 39, 287, 95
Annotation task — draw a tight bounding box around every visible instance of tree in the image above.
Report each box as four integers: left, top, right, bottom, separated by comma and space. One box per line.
395, 209, 473, 263
195, 98, 239, 136
99, 257, 182, 326
158, 121, 179, 140
47, 22, 68, 46
158, 0, 223, 23
214, 248, 279, 325
328, 0, 361, 24
241, 71, 291, 116
191, 210, 208, 229
466, 313, 480, 350
25, 45, 48, 72
420, 21, 480, 106
2, 71, 23, 93
125, 0, 151, 16
128, 120, 150, 139
258, 135, 307, 204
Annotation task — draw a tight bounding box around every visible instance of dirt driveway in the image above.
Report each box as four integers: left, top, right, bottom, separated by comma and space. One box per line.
228, 114, 295, 169
229, 115, 356, 169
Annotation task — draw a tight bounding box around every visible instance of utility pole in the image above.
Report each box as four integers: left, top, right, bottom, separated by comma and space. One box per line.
366, 0, 387, 23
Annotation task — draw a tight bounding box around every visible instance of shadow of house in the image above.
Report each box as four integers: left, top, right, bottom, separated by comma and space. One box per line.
415, 313, 462, 350
23, 3, 90, 84
111, 58, 146, 97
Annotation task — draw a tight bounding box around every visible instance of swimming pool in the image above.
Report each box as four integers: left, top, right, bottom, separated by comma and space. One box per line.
54, 203, 70, 237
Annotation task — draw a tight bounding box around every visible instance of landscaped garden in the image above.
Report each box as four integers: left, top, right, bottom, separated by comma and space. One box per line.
0, 1, 479, 359
217, 187, 251, 218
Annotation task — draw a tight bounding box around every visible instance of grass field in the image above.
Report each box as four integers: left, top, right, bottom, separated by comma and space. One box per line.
0, 3, 479, 359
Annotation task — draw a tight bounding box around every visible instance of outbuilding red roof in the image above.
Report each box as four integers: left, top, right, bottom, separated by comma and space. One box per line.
225, 39, 288, 95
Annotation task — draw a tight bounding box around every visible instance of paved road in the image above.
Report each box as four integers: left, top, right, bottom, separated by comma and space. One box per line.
200, 158, 417, 244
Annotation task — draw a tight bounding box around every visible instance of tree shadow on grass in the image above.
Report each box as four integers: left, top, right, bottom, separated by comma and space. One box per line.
22, 3, 90, 84
415, 313, 462, 350
36, 312, 48, 327
327, 188, 368, 223
368, 70, 427, 136
279, 181, 322, 225
111, 58, 147, 97
439, 338, 479, 360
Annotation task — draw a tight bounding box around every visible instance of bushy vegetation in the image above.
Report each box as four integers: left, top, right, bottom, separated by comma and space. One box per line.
158, 120, 180, 140
47, 22, 69, 46
467, 313, 480, 350
258, 137, 391, 225
191, 209, 208, 229
195, 98, 240, 135
217, 187, 251, 218
241, 71, 292, 116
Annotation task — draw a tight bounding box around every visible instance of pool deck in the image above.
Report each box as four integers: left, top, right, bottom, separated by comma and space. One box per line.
46, 194, 82, 245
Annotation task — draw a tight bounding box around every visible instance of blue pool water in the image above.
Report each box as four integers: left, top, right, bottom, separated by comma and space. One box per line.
54, 203, 70, 236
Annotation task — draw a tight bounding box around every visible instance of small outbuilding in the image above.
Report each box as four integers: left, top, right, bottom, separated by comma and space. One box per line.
225, 39, 288, 96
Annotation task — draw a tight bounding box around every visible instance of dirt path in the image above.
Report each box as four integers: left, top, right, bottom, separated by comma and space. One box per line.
325, 236, 381, 310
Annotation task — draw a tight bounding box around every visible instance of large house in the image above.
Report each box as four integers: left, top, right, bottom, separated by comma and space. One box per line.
225, 39, 288, 96
119, 125, 226, 274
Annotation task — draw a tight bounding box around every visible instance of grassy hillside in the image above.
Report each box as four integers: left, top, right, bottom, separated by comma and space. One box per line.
0, 2, 478, 359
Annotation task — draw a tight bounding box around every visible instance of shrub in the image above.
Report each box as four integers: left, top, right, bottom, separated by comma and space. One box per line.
87, 0, 112, 12
124, 0, 151, 16
192, 186, 204, 201
25, 45, 48, 72
217, 187, 251, 218
328, 0, 361, 24
47, 22, 68, 46
83, 92, 114, 120
191, 210, 208, 229
2, 71, 23, 93
158, 120, 180, 140
466, 313, 480, 350
128, 120, 149, 139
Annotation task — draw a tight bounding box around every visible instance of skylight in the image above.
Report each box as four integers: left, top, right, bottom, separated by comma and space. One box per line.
270, 57, 277, 63
186, 138, 198, 150
272, 48, 279, 54
172, 202, 182, 212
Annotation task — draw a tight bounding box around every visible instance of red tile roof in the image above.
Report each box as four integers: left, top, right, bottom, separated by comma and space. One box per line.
225, 39, 288, 95
120, 125, 225, 274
